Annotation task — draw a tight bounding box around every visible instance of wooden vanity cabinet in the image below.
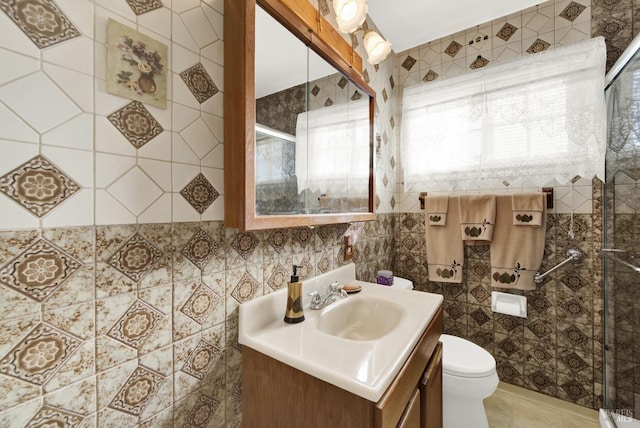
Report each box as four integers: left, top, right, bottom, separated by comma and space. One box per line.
242, 306, 443, 428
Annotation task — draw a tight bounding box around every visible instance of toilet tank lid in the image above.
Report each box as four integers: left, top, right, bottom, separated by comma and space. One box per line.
439, 334, 496, 378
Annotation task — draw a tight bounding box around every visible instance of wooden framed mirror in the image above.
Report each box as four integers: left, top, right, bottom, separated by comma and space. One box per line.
224, 0, 376, 231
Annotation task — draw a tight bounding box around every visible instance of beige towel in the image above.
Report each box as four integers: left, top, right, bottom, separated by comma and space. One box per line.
490, 195, 546, 290
425, 196, 464, 283
426, 195, 448, 226
512, 193, 544, 226
459, 195, 496, 242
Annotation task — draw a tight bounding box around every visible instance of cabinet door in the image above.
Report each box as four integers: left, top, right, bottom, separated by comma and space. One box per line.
420, 342, 443, 428
397, 388, 421, 428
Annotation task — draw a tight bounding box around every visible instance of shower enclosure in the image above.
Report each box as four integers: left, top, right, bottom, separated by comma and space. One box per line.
601, 34, 640, 428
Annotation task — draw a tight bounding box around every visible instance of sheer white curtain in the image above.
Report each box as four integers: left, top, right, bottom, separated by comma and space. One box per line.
295, 100, 370, 194
401, 37, 607, 191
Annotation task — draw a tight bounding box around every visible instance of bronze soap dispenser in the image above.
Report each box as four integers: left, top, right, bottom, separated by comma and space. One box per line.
284, 265, 304, 324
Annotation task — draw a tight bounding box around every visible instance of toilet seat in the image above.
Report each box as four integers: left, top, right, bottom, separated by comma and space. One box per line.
440, 334, 496, 378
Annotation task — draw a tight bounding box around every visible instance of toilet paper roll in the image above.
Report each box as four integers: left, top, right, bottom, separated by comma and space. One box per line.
494, 301, 522, 317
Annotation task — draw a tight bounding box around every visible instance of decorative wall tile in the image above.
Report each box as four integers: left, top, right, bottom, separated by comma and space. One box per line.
0, 322, 82, 385
422, 69, 439, 82
180, 173, 219, 214
108, 366, 165, 416
107, 233, 163, 283
526, 38, 551, 53
230, 232, 259, 261
25, 404, 84, 427
126, 0, 163, 15
107, 101, 163, 149
401, 55, 416, 71
230, 272, 259, 304
496, 22, 518, 41
180, 63, 219, 104
444, 40, 463, 57
560, 1, 587, 22
0, 238, 81, 302
0, 155, 80, 218
470, 55, 490, 69
182, 229, 216, 270
181, 340, 221, 380
180, 283, 217, 325
0, 0, 81, 49
107, 300, 163, 350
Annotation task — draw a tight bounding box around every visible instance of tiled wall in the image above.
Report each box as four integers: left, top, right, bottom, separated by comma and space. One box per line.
0, 0, 399, 426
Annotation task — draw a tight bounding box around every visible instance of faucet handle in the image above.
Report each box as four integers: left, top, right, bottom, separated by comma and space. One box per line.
308, 290, 321, 305
328, 281, 340, 292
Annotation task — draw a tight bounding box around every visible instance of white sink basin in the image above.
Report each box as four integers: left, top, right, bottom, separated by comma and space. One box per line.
316, 296, 404, 341
238, 264, 443, 402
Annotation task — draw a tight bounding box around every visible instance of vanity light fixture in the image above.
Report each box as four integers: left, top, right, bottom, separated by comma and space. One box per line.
332, 0, 392, 65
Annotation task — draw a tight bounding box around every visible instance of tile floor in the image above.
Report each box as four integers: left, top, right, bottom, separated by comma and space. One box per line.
484, 382, 600, 428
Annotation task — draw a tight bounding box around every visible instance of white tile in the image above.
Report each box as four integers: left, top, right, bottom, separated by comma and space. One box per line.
201, 194, 223, 221
96, 189, 136, 225
56, 0, 95, 38
172, 163, 200, 192
0, 49, 40, 86
0, 102, 38, 143
180, 118, 216, 159
203, 0, 223, 14
200, 89, 222, 116
201, 167, 223, 195
173, 43, 200, 73
94, 80, 131, 116
172, 0, 201, 14
42, 189, 94, 228
172, 103, 200, 131
0, 194, 39, 229
172, 12, 199, 52
172, 193, 200, 222
0, 140, 39, 173
95, 116, 137, 156
95, 0, 136, 24
201, 58, 223, 92
95, 152, 136, 188
201, 112, 223, 143
146, 103, 172, 131
42, 63, 94, 112
41, 146, 93, 187
201, 144, 223, 168
107, 167, 163, 216
42, 36, 94, 76
0, 13, 40, 59
0, 72, 81, 133
94, 42, 107, 80
138, 7, 172, 40
172, 133, 200, 165
138, 193, 172, 223
43, 113, 94, 151
138, 159, 172, 191
172, 72, 201, 109
202, 4, 223, 39
94, 6, 136, 44
200, 40, 223, 66
138, 132, 172, 161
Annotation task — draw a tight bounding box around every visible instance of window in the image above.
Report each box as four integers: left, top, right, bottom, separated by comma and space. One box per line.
401, 37, 607, 191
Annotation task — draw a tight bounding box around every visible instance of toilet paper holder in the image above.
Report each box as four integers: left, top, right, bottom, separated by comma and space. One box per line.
491, 291, 527, 318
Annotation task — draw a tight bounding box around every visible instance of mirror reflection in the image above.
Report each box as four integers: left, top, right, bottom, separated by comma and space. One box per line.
255, 6, 371, 216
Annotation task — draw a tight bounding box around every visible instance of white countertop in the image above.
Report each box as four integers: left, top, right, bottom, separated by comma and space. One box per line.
238, 264, 443, 402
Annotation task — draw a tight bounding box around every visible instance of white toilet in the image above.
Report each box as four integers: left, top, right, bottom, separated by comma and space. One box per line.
384, 277, 499, 428
439, 334, 499, 428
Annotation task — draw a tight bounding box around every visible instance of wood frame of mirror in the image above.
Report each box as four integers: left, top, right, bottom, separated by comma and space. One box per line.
224, 0, 376, 231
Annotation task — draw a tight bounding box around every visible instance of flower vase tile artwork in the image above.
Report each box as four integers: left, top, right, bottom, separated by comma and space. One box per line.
106, 19, 168, 109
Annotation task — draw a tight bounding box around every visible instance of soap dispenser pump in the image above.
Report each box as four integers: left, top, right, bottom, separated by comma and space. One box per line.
284, 265, 305, 324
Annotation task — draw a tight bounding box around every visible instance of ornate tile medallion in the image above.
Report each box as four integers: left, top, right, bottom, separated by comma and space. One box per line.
267, 230, 286, 253
444, 40, 462, 58
422, 70, 439, 82
337, 76, 348, 89
267, 264, 288, 290
527, 320, 553, 338
560, 298, 587, 318
560, 1, 586, 22
180, 173, 219, 214
559, 350, 589, 373
310, 85, 320, 97
230, 272, 259, 304
0, 238, 81, 302
292, 227, 313, 249
389, 75, 395, 89
528, 345, 553, 364
560, 379, 589, 400
401, 215, 418, 231
0, 155, 80, 217
188, 396, 219, 428
527, 38, 551, 54
469, 308, 491, 326
324, 98, 334, 107
181, 340, 221, 379
496, 23, 518, 41
182, 229, 216, 269
107, 299, 163, 349
0, 322, 82, 385
108, 366, 165, 416
317, 255, 331, 273
382, 88, 388, 102
401, 55, 416, 71
562, 325, 590, 347
180, 283, 216, 324
231, 232, 259, 260
107, 233, 162, 282
26, 405, 84, 427
126, 0, 163, 15
180, 63, 219, 104
527, 370, 554, 390
0, 0, 81, 49
351, 91, 362, 101
107, 101, 163, 149
470, 56, 490, 69
528, 294, 552, 314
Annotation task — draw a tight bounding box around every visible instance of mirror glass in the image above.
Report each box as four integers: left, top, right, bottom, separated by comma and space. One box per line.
254, 6, 372, 216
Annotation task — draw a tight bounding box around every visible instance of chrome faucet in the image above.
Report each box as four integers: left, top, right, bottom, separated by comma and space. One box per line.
308, 281, 347, 310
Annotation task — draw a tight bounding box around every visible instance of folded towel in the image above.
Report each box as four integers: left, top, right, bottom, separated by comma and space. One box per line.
426, 195, 448, 226
490, 195, 546, 291
512, 193, 544, 226
425, 196, 464, 283
459, 195, 496, 242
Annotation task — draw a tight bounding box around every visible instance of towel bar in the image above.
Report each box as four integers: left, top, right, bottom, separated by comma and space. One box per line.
534, 248, 582, 283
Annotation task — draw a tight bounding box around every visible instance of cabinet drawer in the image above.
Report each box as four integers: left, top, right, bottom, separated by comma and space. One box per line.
397, 389, 421, 428
420, 342, 443, 428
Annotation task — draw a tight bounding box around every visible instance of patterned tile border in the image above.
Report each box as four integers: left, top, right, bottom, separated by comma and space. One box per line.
266, 264, 288, 291
107, 232, 162, 283
179, 63, 219, 104
0, 0, 81, 49
180, 283, 216, 324
107, 101, 163, 149
126, 0, 163, 15
0, 322, 82, 385
108, 365, 165, 416
230, 272, 259, 304
106, 299, 163, 350
0, 238, 82, 302
25, 405, 84, 427
0, 155, 81, 218
180, 173, 219, 214
181, 340, 221, 380
230, 232, 259, 260
182, 229, 216, 270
